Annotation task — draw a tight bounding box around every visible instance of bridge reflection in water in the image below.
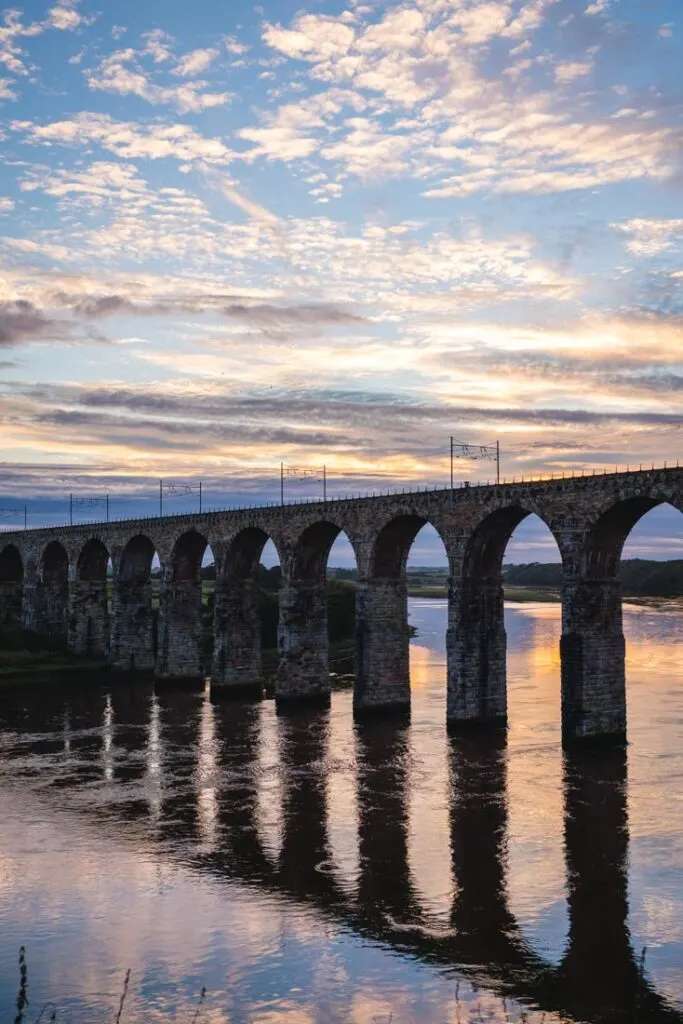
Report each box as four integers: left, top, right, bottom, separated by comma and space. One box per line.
0, 681, 679, 1024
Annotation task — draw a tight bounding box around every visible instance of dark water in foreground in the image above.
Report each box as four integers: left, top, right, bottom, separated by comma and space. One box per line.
0, 599, 682, 1023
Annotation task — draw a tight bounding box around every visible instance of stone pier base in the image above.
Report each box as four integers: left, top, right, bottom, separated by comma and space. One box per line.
561, 578, 626, 742
446, 576, 507, 731
276, 580, 330, 706
212, 579, 263, 697
0, 581, 23, 627
156, 581, 206, 683
68, 581, 109, 656
354, 577, 411, 716
110, 581, 156, 672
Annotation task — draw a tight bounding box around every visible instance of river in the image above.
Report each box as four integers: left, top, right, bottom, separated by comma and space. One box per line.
0, 598, 681, 1023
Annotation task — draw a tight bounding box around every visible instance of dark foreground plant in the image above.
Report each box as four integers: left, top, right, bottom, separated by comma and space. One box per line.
12, 949, 208, 1022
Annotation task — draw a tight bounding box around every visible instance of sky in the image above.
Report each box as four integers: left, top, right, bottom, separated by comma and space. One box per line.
0, 0, 682, 558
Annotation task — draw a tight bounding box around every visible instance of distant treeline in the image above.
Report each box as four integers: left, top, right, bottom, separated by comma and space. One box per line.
503, 559, 683, 597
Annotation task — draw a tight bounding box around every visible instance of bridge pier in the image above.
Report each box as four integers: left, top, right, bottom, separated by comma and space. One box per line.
561, 577, 626, 742
0, 581, 23, 626
212, 578, 263, 696
354, 577, 411, 715
34, 577, 69, 637
276, 579, 330, 706
156, 581, 206, 684
446, 576, 507, 731
110, 581, 156, 672
68, 581, 109, 656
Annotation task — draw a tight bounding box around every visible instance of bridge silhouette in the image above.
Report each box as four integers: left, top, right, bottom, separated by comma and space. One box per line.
1, 466, 682, 743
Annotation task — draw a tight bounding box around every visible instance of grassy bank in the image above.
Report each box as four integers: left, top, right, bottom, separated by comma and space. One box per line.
407, 585, 561, 602
0, 627, 106, 683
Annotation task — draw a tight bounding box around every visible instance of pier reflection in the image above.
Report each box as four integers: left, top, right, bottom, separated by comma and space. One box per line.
356, 719, 422, 927
213, 698, 271, 878
0, 682, 681, 1024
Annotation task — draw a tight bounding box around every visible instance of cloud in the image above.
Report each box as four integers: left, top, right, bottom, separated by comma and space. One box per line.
554, 60, 592, 82
613, 218, 683, 256
259, 1, 682, 195
142, 28, 174, 63
0, 77, 18, 101
85, 48, 231, 113
0, 301, 67, 346
173, 47, 219, 77
13, 112, 235, 164
262, 15, 355, 61
45, 1, 88, 32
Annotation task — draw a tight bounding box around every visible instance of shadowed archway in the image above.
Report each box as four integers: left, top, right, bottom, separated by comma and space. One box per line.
356, 515, 447, 716
70, 538, 111, 656
110, 534, 159, 672
157, 529, 214, 684
212, 528, 281, 697
562, 495, 683, 741
277, 521, 359, 707
448, 506, 562, 732
37, 540, 69, 637
0, 544, 23, 626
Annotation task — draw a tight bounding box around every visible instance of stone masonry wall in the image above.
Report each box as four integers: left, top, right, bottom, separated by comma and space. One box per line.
1, 467, 681, 741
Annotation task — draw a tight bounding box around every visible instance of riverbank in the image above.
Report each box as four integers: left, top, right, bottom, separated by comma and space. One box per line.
406, 585, 561, 602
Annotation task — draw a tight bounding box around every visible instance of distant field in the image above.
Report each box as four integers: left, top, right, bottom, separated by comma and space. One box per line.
407, 584, 561, 602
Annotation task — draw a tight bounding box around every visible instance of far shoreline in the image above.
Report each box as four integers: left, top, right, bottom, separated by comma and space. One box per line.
407, 586, 683, 609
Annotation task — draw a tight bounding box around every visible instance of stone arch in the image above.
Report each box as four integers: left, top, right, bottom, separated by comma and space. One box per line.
0, 543, 22, 582
370, 513, 447, 579
213, 527, 283, 697
157, 529, 215, 684
36, 540, 69, 637
291, 519, 361, 580
582, 494, 682, 578
40, 539, 69, 583
275, 520, 360, 707
223, 526, 279, 581
70, 537, 112, 657
559, 490, 683, 742
171, 528, 211, 582
448, 503, 564, 732
118, 534, 157, 584
355, 513, 449, 717
0, 543, 23, 626
77, 537, 110, 581
110, 534, 159, 672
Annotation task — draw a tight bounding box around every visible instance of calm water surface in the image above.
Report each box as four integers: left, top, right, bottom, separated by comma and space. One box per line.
0, 599, 682, 1023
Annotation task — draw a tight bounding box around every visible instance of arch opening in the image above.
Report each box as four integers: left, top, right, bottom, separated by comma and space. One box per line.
119, 534, 157, 584
37, 540, 69, 638
561, 496, 683, 743
449, 508, 563, 734
156, 530, 214, 684
371, 514, 430, 579
583, 497, 666, 579
276, 521, 358, 707
492, 513, 567, 965
77, 538, 110, 582
111, 534, 160, 673
355, 516, 448, 717
212, 529, 281, 696
71, 538, 112, 658
0, 544, 23, 627
0, 544, 22, 583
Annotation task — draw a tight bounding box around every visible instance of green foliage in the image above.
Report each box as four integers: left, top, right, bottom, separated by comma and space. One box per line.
0, 625, 68, 655
200, 570, 356, 654
503, 559, 683, 597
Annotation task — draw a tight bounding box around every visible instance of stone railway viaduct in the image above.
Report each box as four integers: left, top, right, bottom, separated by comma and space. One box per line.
0, 466, 681, 742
